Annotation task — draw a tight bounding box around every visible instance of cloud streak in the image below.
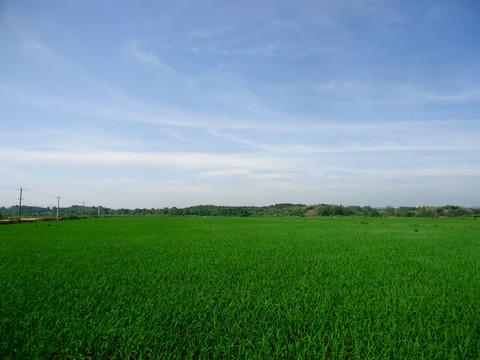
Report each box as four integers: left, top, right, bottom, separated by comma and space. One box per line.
124, 39, 169, 69
3, 85, 479, 135
3, 149, 479, 180
1, 149, 294, 171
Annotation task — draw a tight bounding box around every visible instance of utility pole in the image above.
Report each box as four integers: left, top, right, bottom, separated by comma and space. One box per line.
18, 187, 23, 222
82, 201, 85, 217
98, 206, 101, 216
56, 195, 61, 220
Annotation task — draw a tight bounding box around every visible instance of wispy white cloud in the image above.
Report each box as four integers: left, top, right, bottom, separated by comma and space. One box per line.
188, 29, 213, 38
239, 43, 277, 57
3, 149, 479, 181
124, 39, 169, 69
424, 89, 480, 103
196, 169, 251, 178
208, 129, 264, 149
19, 34, 60, 65
322, 165, 480, 179
17, 33, 89, 75
164, 130, 192, 143
74, 177, 139, 187
208, 128, 480, 154
3, 84, 480, 144
1, 149, 295, 172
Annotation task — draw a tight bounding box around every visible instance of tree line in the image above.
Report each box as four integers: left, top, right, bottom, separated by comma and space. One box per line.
1, 203, 479, 219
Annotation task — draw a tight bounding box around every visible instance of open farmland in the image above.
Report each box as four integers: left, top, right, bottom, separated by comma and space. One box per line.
1, 217, 479, 359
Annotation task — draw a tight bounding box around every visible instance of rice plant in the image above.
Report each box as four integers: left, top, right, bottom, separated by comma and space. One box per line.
1, 217, 479, 358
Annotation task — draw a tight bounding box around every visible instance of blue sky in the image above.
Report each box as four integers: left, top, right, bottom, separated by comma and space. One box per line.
1, 0, 479, 209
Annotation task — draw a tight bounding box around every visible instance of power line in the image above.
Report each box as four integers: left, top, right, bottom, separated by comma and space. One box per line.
3, 185, 86, 206
1, 185, 102, 217
22, 188, 57, 199
0, 185, 20, 191
62, 196, 84, 205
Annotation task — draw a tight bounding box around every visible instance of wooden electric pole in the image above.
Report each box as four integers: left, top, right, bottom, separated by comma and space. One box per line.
18, 187, 23, 222
56, 196, 61, 220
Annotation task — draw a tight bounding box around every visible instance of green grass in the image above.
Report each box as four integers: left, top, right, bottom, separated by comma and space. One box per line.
1, 217, 479, 359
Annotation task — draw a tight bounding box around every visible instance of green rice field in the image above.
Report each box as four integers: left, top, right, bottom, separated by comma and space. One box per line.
1, 216, 479, 359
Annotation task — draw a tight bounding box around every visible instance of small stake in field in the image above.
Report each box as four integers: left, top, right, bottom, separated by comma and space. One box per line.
192, 218, 216, 234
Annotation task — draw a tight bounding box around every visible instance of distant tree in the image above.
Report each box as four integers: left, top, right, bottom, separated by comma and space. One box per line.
369, 208, 380, 217
317, 205, 332, 216
332, 205, 345, 216
396, 207, 415, 217
346, 206, 361, 216
384, 206, 395, 217
361, 206, 373, 216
